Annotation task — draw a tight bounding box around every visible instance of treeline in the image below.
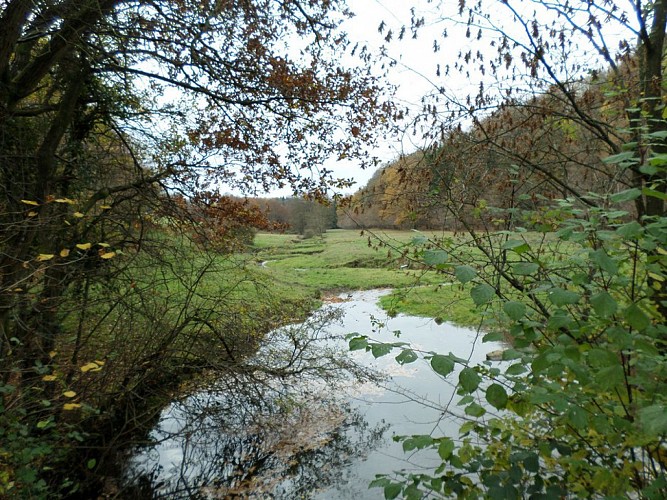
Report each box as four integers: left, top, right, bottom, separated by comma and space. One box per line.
252, 197, 338, 237
338, 62, 641, 231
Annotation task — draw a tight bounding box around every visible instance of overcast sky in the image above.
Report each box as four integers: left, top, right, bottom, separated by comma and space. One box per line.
256, 0, 635, 197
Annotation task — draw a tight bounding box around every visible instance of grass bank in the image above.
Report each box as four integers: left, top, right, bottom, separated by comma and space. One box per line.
251, 229, 482, 328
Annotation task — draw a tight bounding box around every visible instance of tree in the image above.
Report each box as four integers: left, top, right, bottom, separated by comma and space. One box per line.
352, 0, 667, 497
0, 0, 387, 495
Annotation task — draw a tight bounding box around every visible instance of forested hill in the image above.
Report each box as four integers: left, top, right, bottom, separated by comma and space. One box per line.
338, 61, 641, 231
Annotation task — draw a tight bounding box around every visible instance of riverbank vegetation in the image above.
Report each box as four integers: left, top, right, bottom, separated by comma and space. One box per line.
0, 1, 390, 496
341, 0, 667, 498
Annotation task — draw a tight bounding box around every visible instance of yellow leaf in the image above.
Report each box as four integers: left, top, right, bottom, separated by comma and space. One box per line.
100, 252, 116, 259
36, 254, 54, 262
49, 350, 57, 358
97, 243, 110, 248
81, 361, 103, 373
73, 212, 84, 218
63, 403, 81, 410
63, 391, 76, 398
42, 375, 57, 382
27, 211, 38, 217
76, 243, 92, 250
60, 248, 70, 257
100, 205, 112, 210
21, 199, 39, 206
94, 360, 105, 366
54, 198, 75, 204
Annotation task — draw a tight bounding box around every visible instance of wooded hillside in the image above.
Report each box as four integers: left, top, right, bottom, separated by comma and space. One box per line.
339, 59, 649, 231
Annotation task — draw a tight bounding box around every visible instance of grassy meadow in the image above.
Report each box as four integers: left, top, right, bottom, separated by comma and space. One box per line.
250, 229, 483, 327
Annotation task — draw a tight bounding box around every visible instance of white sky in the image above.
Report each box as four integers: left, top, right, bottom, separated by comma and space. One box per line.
249, 0, 637, 197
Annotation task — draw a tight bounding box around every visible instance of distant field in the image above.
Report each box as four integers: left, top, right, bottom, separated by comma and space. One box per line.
251, 229, 482, 327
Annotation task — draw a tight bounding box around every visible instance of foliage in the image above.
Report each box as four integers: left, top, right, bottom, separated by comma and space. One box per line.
350, 0, 667, 497
0, 0, 388, 495
362, 185, 667, 497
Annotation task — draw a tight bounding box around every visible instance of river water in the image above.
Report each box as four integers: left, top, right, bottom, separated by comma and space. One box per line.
124, 289, 502, 498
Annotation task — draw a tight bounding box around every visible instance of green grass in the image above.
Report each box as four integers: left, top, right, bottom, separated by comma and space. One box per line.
378, 284, 491, 328
250, 229, 485, 327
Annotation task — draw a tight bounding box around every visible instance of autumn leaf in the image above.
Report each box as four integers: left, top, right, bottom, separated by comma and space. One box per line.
60, 248, 70, 257
21, 199, 39, 206
81, 361, 104, 373
36, 254, 55, 261
54, 198, 75, 204
27, 211, 38, 217
63, 391, 76, 398
76, 243, 92, 250
73, 212, 84, 218
42, 375, 57, 382
100, 251, 116, 259
63, 403, 81, 410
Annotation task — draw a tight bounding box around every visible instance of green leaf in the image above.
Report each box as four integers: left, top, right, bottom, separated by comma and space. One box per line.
567, 406, 588, 429
384, 483, 402, 499
595, 365, 625, 390
424, 250, 448, 266
505, 363, 527, 376
349, 336, 368, 351
610, 188, 642, 203
548, 288, 581, 306
503, 301, 526, 321
395, 349, 418, 365
590, 291, 617, 318
483, 331, 504, 342
589, 249, 618, 275
642, 187, 667, 201
438, 438, 455, 460
512, 262, 539, 275
370, 478, 391, 489
454, 265, 477, 283
371, 343, 392, 358
624, 303, 650, 331
471, 284, 495, 306
402, 435, 433, 451
603, 151, 636, 165
647, 130, 667, 139
616, 221, 642, 238
523, 453, 539, 473
486, 383, 508, 409
405, 485, 422, 500
502, 239, 531, 254
431, 354, 455, 377
459, 367, 481, 393
87, 458, 96, 470
465, 402, 486, 417
638, 405, 667, 435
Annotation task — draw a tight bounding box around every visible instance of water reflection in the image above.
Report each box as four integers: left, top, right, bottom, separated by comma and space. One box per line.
125, 289, 502, 499
124, 307, 387, 498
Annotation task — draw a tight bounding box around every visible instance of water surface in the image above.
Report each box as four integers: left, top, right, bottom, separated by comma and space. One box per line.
126, 289, 501, 498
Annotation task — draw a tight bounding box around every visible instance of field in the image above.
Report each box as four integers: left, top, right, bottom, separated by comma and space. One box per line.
250, 229, 484, 327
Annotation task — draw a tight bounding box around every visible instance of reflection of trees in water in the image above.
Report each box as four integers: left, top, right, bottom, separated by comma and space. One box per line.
123, 308, 387, 498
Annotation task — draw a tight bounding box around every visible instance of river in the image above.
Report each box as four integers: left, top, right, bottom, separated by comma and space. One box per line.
124, 289, 502, 498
